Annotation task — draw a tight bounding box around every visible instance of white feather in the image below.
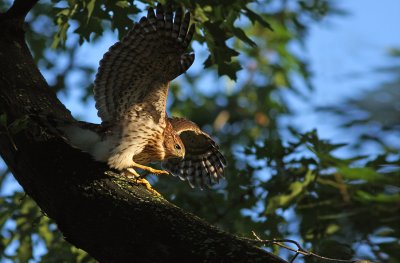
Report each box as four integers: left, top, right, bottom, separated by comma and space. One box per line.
60, 125, 114, 162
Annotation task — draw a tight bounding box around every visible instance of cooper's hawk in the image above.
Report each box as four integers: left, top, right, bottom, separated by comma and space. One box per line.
55, 3, 226, 194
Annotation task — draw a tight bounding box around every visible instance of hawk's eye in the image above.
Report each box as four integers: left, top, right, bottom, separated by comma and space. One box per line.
175, 144, 181, 150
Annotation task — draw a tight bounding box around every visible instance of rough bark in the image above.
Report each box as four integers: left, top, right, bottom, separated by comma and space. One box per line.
0, 1, 287, 262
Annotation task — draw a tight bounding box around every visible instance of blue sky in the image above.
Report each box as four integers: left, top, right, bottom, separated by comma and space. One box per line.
281, 0, 400, 154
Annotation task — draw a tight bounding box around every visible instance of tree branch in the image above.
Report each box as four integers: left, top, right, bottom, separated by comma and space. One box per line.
249, 232, 368, 263
0, 4, 286, 263
2, 0, 38, 20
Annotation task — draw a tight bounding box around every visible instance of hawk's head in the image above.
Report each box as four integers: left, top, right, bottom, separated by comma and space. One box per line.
163, 123, 185, 160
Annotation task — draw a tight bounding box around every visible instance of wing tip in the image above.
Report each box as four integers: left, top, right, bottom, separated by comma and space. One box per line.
180, 53, 195, 74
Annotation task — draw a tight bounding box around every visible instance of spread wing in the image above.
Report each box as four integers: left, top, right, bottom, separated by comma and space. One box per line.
94, 3, 195, 123
162, 117, 227, 189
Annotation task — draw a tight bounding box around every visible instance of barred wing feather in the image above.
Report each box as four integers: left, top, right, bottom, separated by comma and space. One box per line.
163, 117, 227, 189
94, 3, 195, 123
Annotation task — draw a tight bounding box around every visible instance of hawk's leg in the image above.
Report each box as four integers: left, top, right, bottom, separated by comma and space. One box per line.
124, 168, 161, 197
131, 162, 169, 176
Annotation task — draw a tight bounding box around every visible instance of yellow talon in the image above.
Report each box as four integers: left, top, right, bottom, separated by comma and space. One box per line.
135, 177, 161, 197
131, 162, 169, 175
124, 168, 161, 196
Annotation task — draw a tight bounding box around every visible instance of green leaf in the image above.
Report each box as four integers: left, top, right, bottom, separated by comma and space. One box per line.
38, 220, 55, 246
74, 16, 103, 43
338, 167, 389, 183
218, 61, 241, 80
266, 170, 315, 213
355, 191, 400, 203
115, 1, 129, 8
86, 0, 96, 22
16, 235, 33, 262
243, 7, 273, 31
232, 27, 257, 47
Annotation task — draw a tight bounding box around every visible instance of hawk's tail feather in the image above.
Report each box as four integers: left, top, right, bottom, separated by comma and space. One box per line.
28, 115, 104, 155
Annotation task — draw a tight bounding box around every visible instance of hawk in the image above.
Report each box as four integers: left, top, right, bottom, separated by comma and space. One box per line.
56, 3, 226, 194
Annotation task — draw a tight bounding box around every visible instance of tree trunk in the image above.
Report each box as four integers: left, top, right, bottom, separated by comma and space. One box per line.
0, 1, 286, 262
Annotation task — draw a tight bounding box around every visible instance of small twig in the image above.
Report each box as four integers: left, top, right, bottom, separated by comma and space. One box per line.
0, 124, 18, 151
290, 252, 299, 263
249, 231, 365, 263
333, 173, 351, 203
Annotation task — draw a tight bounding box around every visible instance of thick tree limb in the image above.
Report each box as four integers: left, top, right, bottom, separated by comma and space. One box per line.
0, 2, 287, 262
4, 0, 38, 19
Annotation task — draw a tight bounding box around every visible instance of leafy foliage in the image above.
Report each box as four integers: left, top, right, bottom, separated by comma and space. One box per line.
0, 192, 94, 262
1, 0, 398, 262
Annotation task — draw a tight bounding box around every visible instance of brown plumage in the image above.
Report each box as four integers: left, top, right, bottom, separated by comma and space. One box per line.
163, 118, 226, 189
57, 3, 226, 190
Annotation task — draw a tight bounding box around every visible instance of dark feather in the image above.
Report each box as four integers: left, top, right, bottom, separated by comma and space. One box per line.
162, 117, 226, 189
